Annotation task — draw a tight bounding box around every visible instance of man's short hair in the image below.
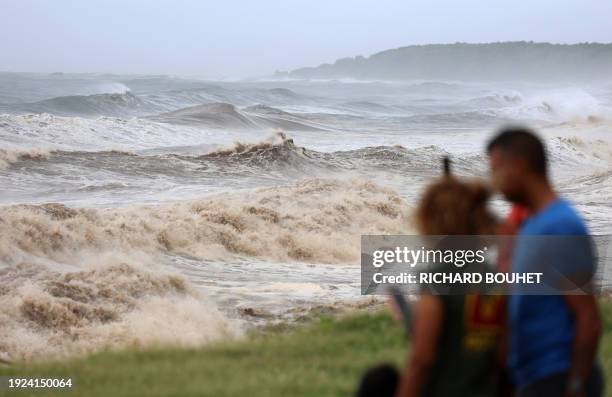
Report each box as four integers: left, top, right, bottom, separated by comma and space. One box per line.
487, 127, 548, 175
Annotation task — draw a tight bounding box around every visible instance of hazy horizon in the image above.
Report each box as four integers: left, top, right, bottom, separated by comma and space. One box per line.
2, 0, 612, 79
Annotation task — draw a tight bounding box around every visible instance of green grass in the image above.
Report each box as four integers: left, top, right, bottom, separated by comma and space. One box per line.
0, 311, 405, 397
1, 303, 611, 397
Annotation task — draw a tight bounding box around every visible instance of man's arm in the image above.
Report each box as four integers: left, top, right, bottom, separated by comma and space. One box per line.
564, 294, 601, 396
395, 294, 443, 397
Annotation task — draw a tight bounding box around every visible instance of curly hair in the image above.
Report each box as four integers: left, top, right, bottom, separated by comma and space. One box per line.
415, 176, 497, 235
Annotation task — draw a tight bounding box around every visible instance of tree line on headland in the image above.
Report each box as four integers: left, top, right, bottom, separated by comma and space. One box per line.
276, 42, 612, 82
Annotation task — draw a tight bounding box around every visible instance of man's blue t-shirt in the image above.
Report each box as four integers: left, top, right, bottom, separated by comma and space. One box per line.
509, 199, 594, 388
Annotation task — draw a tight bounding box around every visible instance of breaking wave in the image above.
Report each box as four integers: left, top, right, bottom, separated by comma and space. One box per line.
198, 131, 315, 167
1, 178, 412, 266
549, 136, 612, 168
0, 262, 236, 362
3, 131, 609, 186
0, 178, 410, 361
0, 148, 51, 169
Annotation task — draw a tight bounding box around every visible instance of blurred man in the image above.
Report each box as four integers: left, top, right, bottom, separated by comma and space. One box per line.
487, 127, 603, 397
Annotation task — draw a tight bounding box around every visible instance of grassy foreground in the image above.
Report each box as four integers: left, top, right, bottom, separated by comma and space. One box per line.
0, 311, 404, 397
1, 304, 612, 397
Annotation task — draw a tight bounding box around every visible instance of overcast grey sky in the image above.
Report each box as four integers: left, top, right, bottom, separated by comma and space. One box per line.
2, 0, 611, 78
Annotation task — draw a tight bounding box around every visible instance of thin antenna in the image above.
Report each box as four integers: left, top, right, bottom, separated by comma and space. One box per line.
443, 156, 451, 176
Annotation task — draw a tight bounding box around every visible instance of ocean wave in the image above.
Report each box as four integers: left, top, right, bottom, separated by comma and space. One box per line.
504, 88, 607, 123
147, 102, 257, 128
238, 87, 311, 104
0, 178, 411, 266
0, 262, 237, 362
242, 104, 328, 131
6, 132, 608, 183
463, 93, 523, 108
0, 177, 411, 361
175, 134, 470, 177
0, 148, 51, 169
147, 102, 326, 131
0, 133, 454, 194
334, 101, 402, 114
396, 110, 505, 126
2, 91, 165, 117
550, 136, 612, 166
200, 131, 312, 162
393, 95, 607, 126
0, 113, 215, 152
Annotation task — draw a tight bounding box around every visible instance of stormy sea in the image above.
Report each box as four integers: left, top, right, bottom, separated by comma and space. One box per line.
1, 71, 611, 361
